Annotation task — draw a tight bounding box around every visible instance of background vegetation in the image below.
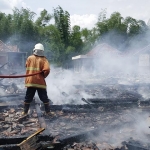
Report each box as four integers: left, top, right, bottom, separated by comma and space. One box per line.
0, 6, 150, 66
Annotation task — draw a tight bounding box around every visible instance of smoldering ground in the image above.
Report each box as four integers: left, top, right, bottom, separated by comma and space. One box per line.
83, 109, 150, 148
45, 48, 149, 105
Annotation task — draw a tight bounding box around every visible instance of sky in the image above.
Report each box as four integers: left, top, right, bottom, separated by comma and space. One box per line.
0, 0, 150, 29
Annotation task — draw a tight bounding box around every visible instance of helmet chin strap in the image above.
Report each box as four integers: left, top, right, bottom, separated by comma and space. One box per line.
33, 49, 44, 56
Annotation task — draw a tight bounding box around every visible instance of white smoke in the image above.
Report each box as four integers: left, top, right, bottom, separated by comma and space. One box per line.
45, 39, 150, 105
87, 109, 150, 148
46, 66, 89, 105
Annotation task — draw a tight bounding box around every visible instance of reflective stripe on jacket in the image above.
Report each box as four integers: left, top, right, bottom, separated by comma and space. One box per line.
25, 55, 50, 89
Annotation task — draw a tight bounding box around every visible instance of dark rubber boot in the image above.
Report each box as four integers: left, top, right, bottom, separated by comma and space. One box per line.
44, 102, 56, 117
44, 102, 50, 113
22, 102, 30, 114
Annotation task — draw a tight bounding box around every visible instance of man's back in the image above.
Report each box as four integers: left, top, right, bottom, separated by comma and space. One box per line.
25, 55, 50, 88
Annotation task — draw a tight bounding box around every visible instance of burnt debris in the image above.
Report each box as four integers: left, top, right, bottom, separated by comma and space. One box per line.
1, 82, 150, 149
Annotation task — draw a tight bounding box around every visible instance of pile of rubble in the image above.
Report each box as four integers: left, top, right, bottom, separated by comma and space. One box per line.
0, 75, 150, 149
62, 141, 127, 150
0, 101, 150, 149
0, 106, 40, 137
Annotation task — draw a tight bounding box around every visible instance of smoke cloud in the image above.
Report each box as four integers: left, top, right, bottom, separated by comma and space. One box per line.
84, 109, 150, 148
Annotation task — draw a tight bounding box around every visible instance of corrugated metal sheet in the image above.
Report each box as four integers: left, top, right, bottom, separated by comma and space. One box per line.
0, 40, 19, 52
86, 43, 121, 57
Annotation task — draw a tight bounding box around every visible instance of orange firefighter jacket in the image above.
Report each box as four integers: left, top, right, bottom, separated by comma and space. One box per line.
25, 55, 50, 89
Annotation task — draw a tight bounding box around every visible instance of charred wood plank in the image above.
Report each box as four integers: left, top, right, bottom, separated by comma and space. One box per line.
139, 100, 150, 106
0, 93, 25, 98
87, 98, 139, 104
0, 144, 20, 150
0, 136, 27, 145
58, 127, 104, 147
81, 98, 95, 109
125, 142, 149, 150
39, 103, 140, 113
0, 135, 54, 145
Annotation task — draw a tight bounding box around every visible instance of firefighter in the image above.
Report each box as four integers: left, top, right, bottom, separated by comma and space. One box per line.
22, 43, 53, 116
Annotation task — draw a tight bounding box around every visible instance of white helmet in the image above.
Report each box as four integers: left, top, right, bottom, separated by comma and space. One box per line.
33, 43, 44, 51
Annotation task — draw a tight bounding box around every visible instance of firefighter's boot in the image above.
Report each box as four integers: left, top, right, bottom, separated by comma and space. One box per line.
44, 102, 55, 116
44, 102, 50, 113
22, 102, 30, 115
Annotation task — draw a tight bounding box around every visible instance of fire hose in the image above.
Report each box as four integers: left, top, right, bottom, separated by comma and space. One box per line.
0, 71, 43, 78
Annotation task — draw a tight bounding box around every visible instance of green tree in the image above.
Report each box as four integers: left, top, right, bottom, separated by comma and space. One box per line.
0, 12, 12, 41
81, 27, 99, 53
70, 25, 83, 54
96, 9, 108, 35
53, 6, 71, 47
96, 12, 128, 49
11, 7, 38, 53
124, 17, 140, 36
39, 24, 64, 63
35, 9, 52, 27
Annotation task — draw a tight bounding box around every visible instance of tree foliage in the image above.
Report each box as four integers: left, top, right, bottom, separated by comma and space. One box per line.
53, 6, 70, 47
35, 9, 52, 27
0, 6, 149, 66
